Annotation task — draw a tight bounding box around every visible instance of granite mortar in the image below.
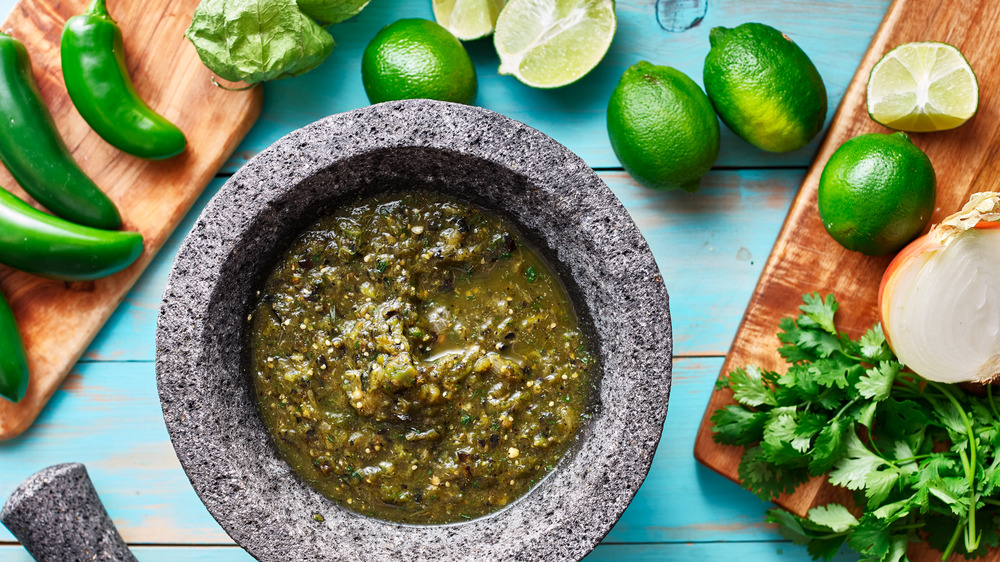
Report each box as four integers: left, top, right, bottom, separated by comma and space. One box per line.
155, 99, 672, 561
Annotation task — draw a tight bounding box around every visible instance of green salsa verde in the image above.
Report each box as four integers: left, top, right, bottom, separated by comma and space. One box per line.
248, 191, 596, 524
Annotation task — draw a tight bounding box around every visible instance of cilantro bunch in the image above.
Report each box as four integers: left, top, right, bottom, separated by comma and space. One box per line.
711, 294, 1000, 561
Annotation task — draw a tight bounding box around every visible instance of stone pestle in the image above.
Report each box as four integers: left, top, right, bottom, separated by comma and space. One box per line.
0, 463, 137, 562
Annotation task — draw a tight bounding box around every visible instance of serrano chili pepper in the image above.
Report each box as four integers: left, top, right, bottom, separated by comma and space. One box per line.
62, 0, 187, 160
0, 289, 28, 403
0, 187, 143, 282
0, 31, 122, 230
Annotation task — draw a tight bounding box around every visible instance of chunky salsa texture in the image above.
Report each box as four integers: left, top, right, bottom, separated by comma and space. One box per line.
248, 191, 595, 524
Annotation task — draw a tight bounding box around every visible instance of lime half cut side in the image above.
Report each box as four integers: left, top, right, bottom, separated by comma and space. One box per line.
867, 41, 978, 132
433, 0, 506, 41
493, 0, 616, 88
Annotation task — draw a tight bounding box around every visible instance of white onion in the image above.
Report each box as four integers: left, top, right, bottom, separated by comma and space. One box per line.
879, 191, 1000, 383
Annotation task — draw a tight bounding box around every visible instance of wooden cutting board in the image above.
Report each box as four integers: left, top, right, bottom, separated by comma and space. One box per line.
694, 0, 1000, 559
0, 0, 261, 439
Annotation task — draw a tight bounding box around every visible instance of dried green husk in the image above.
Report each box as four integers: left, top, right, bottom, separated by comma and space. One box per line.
186, 0, 335, 84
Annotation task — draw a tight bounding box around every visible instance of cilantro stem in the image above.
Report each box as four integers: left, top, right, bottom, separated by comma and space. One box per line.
838, 350, 867, 363
832, 397, 859, 421
930, 381, 981, 553
942, 519, 964, 561
895, 452, 955, 464
862, 424, 892, 465
894, 376, 924, 394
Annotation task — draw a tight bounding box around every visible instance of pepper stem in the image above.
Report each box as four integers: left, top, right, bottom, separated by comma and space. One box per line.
85, 0, 109, 17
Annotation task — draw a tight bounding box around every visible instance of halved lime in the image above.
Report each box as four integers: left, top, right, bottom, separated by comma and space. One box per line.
432, 0, 506, 40
493, 0, 616, 89
867, 41, 978, 132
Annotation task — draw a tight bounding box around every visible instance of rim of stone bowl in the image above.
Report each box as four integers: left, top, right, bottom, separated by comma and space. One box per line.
155, 99, 672, 562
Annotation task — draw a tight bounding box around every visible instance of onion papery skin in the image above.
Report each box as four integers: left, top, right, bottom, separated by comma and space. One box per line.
879, 220, 1000, 384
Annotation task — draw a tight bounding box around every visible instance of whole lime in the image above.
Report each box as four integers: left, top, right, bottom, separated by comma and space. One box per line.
704, 23, 827, 153
362, 18, 477, 105
818, 132, 936, 256
607, 61, 720, 192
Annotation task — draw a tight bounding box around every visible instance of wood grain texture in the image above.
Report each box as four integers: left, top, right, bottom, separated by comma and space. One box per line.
0, 0, 261, 439
695, 0, 1000, 558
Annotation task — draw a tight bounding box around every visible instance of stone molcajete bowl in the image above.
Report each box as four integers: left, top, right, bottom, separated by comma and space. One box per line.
156, 99, 672, 561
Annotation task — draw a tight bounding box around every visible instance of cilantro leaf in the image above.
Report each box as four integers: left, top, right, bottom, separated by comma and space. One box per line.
778, 363, 819, 400
767, 508, 848, 562
809, 418, 847, 476
760, 410, 828, 462
796, 330, 844, 359
858, 324, 893, 363
766, 508, 813, 544
932, 399, 968, 440
737, 445, 809, 501
856, 361, 899, 402
980, 460, 1000, 497
872, 497, 913, 522
777, 320, 816, 363
921, 455, 958, 480
799, 292, 838, 335
828, 429, 886, 491
794, 412, 828, 452
807, 503, 859, 533
864, 466, 901, 508
853, 401, 877, 429
710, 405, 767, 446
883, 534, 910, 562
846, 515, 892, 559
728, 366, 778, 407
762, 413, 810, 466
927, 477, 970, 516
879, 398, 931, 438
808, 357, 861, 390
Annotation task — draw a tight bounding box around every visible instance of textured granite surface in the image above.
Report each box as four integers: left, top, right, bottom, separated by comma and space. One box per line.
156, 99, 672, 561
0, 463, 137, 562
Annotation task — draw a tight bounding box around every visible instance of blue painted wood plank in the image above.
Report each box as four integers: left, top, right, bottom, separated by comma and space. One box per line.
0, 362, 228, 544
609, 169, 800, 356
222, 0, 891, 173
0, 358, 790, 545
80, 169, 799, 363
0, 541, 861, 561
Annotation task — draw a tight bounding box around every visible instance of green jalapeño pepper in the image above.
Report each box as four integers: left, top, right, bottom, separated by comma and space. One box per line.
0, 187, 143, 281
62, 0, 187, 160
0, 31, 122, 230
0, 289, 28, 403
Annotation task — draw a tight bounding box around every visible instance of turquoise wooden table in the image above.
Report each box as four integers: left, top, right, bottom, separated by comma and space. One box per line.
0, 1, 892, 560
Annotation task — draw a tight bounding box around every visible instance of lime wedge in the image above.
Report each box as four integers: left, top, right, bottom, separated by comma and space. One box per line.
433, 0, 506, 40
867, 42, 978, 132
493, 0, 616, 88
